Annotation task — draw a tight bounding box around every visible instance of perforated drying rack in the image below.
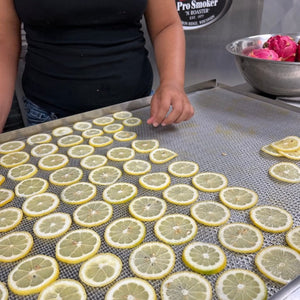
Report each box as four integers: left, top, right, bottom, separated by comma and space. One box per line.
0, 80, 299, 299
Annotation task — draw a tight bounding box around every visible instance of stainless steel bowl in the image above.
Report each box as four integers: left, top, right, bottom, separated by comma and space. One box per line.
226, 33, 300, 97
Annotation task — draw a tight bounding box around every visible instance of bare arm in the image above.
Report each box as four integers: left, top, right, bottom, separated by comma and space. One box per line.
145, 0, 194, 126
0, 0, 21, 133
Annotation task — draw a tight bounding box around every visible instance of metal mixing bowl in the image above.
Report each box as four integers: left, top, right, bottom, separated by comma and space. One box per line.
226, 33, 300, 97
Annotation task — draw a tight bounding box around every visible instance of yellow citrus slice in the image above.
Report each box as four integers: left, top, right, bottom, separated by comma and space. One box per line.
82, 128, 103, 138
0, 151, 30, 168
67, 144, 94, 158
38, 279, 86, 300
278, 148, 300, 160
149, 148, 177, 164
250, 205, 293, 233
261, 144, 283, 157
139, 172, 171, 191
61, 182, 97, 205
219, 186, 258, 210
163, 184, 198, 205
0, 208, 23, 233
271, 136, 300, 152
27, 133, 52, 145
107, 147, 135, 161
0, 140, 25, 154
122, 117, 142, 127
103, 123, 124, 134
0, 188, 14, 207
103, 182, 137, 204
80, 154, 107, 169
52, 126, 73, 137
73, 201, 113, 227
168, 160, 199, 177
255, 245, 300, 284
33, 212, 72, 239
22, 193, 60, 217
104, 217, 146, 249
161, 271, 212, 300
0, 175, 4, 185
0, 231, 33, 262
73, 121, 92, 131
38, 154, 69, 171
57, 135, 84, 147
15, 177, 49, 198
218, 223, 264, 253
92, 116, 114, 126
113, 110, 132, 120
192, 172, 228, 192
190, 201, 230, 226
8, 255, 59, 296
129, 196, 167, 222
286, 226, 300, 253
154, 214, 197, 245
89, 136, 114, 147
216, 269, 267, 300
131, 139, 159, 153
88, 166, 122, 185
49, 167, 83, 186
129, 241, 175, 280
105, 278, 156, 300
269, 162, 300, 183
7, 164, 38, 181
123, 159, 151, 175
182, 242, 226, 275
56, 229, 101, 264
79, 253, 122, 287
113, 130, 137, 142
31, 143, 59, 157
0, 282, 8, 300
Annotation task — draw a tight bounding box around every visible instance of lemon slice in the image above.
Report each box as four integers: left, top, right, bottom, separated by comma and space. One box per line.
103, 123, 124, 134
52, 126, 73, 137
73, 121, 92, 131
271, 136, 300, 152
107, 147, 135, 161
0, 208, 23, 233
104, 217, 145, 249
57, 135, 84, 147
88, 166, 122, 185
56, 229, 101, 264
38, 279, 86, 300
149, 148, 177, 164
154, 214, 197, 245
33, 212, 72, 239
73, 201, 113, 227
113, 111, 132, 120
61, 182, 97, 205
163, 184, 198, 205
261, 144, 283, 157
139, 172, 171, 190
8, 255, 59, 296
89, 136, 114, 147
27, 133, 52, 145
250, 205, 293, 233
0, 175, 4, 185
182, 242, 226, 275
168, 160, 199, 177
0, 140, 25, 154
22, 193, 60, 217
67, 145, 94, 158
38, 154, 69, 171
216, 269, 267, 300
15, 177, 49, 198
105, 278, 156, 300
129, 196, 167, 222
219, 186, 258, 210
122, 117, 142, 127
0, 231, 33, 262
190, 201, 230, 227
7, 164, 38, 181
161, 271, 212, 300
113, 130, 137, 141
0, 151, 30, 168
93, 116, 114, 126
0, 188, 14, 207
103, 182, 137, 204
269, 162, 300, 183
192, 172, 228, 192
255, 245, 300, 284
0, 282, 8, 300
129, 241, 175, 280
79, 253, 122, 287
279, 148, 300, 160
123, 159, 151, 175
80, 154, 108, 169
286, 226, 300, 253
218, 223, 264, 253
82, 128, 103, 138
49, 167, 83, 186
31, 143, 59, 157
131, 139, 159, 153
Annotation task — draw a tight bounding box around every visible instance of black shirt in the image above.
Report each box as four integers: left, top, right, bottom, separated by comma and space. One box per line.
14, 0, 153, 117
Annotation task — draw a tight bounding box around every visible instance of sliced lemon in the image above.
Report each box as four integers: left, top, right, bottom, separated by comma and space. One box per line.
154, 214, 197, 245
38, 279, 86, 300
216, 269, 267, 300
163, 184, 198, 205
0, 175, 4, 185
0, 282, 8, 300
113, 130, 137, 141
218, 223, 263, 253
129, 241, 175, 280
33, 212, 72, 239
52, 126, 73, 137
0, 208, 23, 232
103, 182, 137, 204
192, 172, 228, 192
105, 277, 156, 300
73, 121, 92, 131
139, 172, 171, 191
149, 148, 177, 164
131, 139, 159, 153
73, 201, 113, 227
31, 143, 59, 157
113, 110, 132, 120
67, 144, 94, 158
219, 186, 258, 210
269, 162, 300, 183
122, 117, 142, 127
107, 147, 135, 161
8, 255, 59, 296
261, 144, 283, 157
279, 148, 300, 160
7, 164, 38, 181
104, 217, 146, 249
123, 159, 151, 175
15, 178, 49, 198
0, 151, 30, 168
190, 201, 230, 226
56, 229, 101, 264
161, 271, 212, 300
168, 160, 199, 177
61, 182, 97, 205
89, 136, 114, 147
22, 193, 60, 217
57, 135, 84, 147
255, 245, 300, 284
129, 196, 167, 222
49, 167, 83, 186
103, 123, 124, 134
182, 242, 226, 275
271, 136, 300, 152
38, 154, 69, 171
80, 154, 108, 169
0, 188, 14, 207
88, 166, 122, 185
27, 133, 52, 145
286, 226, 300, 253
0, 140, 25, 154
82, 128, 103, 138
93, 116, 114, 126
250, 205, 293, 233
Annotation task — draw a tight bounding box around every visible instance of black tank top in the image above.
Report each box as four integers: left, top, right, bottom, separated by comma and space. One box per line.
14, 0, 153, 117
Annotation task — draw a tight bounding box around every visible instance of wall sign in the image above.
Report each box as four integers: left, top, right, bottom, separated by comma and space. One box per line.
176, 0, 232, 30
